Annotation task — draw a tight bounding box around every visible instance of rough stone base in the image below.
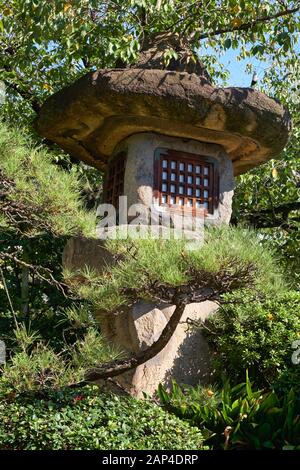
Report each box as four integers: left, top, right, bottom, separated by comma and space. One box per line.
63, 236, 218, 397
96, 300, 217, 397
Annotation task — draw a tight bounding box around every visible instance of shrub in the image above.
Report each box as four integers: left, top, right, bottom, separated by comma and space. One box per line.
0, 387, 204, 450
158, 375, 300, 450
203, 290, 300, 392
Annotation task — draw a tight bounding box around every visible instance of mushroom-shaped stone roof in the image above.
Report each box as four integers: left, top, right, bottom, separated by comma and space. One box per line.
35, 33, 292, 176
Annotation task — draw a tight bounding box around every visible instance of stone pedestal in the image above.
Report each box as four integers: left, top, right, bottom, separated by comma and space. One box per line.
96, 300, 218, 397
63, 237, 218, 397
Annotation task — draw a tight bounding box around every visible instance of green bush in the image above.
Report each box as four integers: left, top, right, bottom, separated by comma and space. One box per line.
203, 290, 300, 392
158, 375, 300, 450
0, 387, 203, 450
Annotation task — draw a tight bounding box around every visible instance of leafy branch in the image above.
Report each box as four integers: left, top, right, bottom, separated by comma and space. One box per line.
2, 79, 41, 114
190, 4, 300, 40
233, 201, 300, 229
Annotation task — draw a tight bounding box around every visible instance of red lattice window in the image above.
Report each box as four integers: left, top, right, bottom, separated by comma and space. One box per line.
104, 152, 126, 208
154, 149, 219, 215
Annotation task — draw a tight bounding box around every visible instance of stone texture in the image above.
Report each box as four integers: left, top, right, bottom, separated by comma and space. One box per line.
35, 37, 292, 176
63, 236, 218, 397
117, 133, 234, 225
96, 300, 218, 397
62, 237, 114, 273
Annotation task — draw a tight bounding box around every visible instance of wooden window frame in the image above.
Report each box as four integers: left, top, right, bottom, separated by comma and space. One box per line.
154, 148, 219, 216
103, 151, 127, 208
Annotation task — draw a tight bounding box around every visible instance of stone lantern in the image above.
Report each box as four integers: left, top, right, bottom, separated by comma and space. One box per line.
36, 34, 291, 396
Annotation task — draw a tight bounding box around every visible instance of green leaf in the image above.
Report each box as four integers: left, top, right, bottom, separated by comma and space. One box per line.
245, 370, 253, 399
157, 383, 169, 404
224, 38, 232, 49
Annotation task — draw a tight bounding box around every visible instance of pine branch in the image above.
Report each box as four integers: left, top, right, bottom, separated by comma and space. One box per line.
0, 252, 71, 298
0, 268, 19, 329
68, 260, 257, 386
0, 170, 60, 236
81, 288, 216, 383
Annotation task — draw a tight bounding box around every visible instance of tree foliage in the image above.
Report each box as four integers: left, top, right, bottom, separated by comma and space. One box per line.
233, 67, 300, 283
1, 1, 299, 122
0, 0, 299, 401
1, 1, 299, 266
0, 120, 105, 383
0, 120, 96, 237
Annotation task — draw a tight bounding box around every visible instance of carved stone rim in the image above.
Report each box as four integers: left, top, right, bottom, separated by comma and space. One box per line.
35, 67, 292, 176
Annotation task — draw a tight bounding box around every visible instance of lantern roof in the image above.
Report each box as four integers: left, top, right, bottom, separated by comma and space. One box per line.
36, 33, 292, 176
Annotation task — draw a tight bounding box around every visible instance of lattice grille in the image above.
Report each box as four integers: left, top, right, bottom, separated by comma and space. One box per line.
105, 152, 126, 208
154, 149, 218, 214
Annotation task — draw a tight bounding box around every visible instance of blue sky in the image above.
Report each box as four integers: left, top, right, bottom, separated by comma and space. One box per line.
201, 43, 271, 87
221, 48, 266, 87
217, 36, 300, 87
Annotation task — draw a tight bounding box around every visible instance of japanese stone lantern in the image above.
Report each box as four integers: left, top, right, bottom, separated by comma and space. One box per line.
36, 33, 291, 227
36, 34, 291, 396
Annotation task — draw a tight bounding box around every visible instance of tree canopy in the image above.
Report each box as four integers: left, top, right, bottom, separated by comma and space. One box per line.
1, 1, 299, 121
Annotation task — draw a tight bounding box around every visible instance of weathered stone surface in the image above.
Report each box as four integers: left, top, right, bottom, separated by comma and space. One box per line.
63, 236, 218, 396
35, 67, 291, 176
96, 300, 218, 397
62, 237, 114, 273
118, 133, 234, 225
